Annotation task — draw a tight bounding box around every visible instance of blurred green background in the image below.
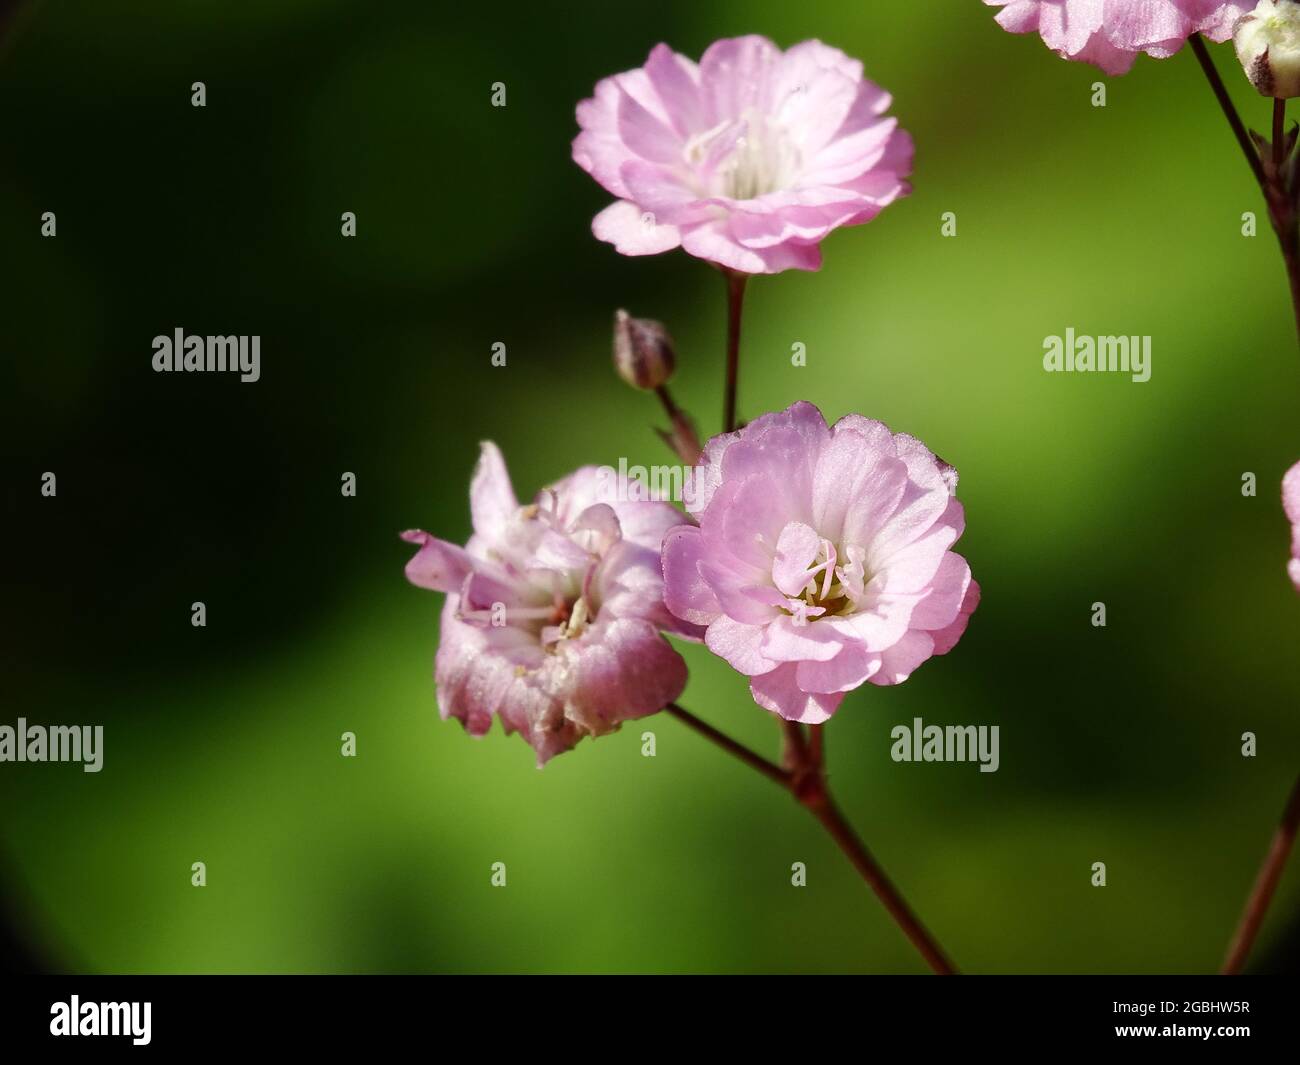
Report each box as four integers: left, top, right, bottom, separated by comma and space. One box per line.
2, 0, 1298, 974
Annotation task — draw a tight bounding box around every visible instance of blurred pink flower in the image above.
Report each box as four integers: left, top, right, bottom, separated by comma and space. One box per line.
1284, 460, 1300, 591
572, 35, 913, 274
984, 0, 1250, 74
661, 402, 978, 723
403, 444, 699, 765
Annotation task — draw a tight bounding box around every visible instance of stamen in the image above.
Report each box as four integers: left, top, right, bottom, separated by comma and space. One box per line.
819, 540, 837, 600
782, 539, 866, 622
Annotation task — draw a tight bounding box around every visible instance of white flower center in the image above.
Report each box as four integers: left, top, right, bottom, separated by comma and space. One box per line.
685, 110, 801, 201
1264, 5, 1300, 46
783, 539, 870, 626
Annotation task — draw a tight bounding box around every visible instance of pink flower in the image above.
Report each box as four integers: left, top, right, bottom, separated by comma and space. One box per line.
403, 444, 700, 765
662, 403, 978, 723
984, 0, 1250, 75
572, 36, 913, 274
1285, 460, 1300, 591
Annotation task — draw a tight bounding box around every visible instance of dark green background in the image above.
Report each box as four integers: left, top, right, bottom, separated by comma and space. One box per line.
2, 0, 1297, 973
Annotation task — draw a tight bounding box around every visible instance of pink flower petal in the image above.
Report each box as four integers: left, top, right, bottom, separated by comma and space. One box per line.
616, 87, 683, 164
750, 662, 842, 723
401, 530, 474, 592
705, 614, 777, 675
868, 630, 936, 687
698, 559, 785, 624
687, 400, 829, 517
470, 441, 518, 535
795, 644, 880, 693
698, 34, 781, 123
548, 618, 687, 735
908, 553, 974, 632
661, 525, 722, 625
930, 580, 981, 656
680, 220, 824, 275
644, 43, 705, 137
591, 200, 682, 256
812, 423, 907, 547
772, 521, 822, 596
759, 615, 844, 663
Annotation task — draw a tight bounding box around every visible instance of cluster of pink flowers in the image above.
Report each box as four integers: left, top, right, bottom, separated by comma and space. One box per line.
403, 35, 973, 763
405, 23, 1300, 765
406, 408, 977, 760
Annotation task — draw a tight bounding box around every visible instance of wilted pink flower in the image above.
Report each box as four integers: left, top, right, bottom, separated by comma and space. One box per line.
403, 444, 700, 765
572, 36, 913, 274
984, 1, 1250, 75
662, 403, 978, 723
1284, 460, 1300, 591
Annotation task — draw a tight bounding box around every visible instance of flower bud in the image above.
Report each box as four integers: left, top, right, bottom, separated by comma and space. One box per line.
612, 309, 675, 390
1235, 0, 1300, 98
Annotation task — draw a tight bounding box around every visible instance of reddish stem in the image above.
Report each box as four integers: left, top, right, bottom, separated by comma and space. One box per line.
667, 704, 956, 974
665, 703, 789, 786
1274, 97, 1286, 171
653, 385, 702, 465
1189, 35, 1265, 189
1221, 773, 1300, 974
722, 270, 748, 433
1191, 35, 1300, 349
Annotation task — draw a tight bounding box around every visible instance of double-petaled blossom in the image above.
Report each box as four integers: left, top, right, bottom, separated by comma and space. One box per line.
984, 1, 1250, 75
572, 35, 913, 274
661, 402, 979, 724
1284, 460, 1300, 590
403, 444, 700, 765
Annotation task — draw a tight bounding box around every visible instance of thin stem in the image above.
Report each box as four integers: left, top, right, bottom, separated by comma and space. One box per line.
1221, 773, 1300, 974
670, 702, 956, 973
1274, 97, 1286, 172
665, 703, 790, 787
808, 722, 825, 770
1188, 41, 1300, 971
803, 787, 957, 976
653, 385, 702, 465
1192, 38, 1300, 350
1276, 224, 1300, 349
1189, 34, 1266, 191
781, 719, 809, 769
722, 270, 748, 433
1267, 97, 1300, 346
787, 726, 956, 975
655, 384, 683, 423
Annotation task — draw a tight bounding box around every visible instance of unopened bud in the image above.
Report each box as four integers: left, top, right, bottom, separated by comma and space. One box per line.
1235, 0, 1300, 98
613, 309, 675, 390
